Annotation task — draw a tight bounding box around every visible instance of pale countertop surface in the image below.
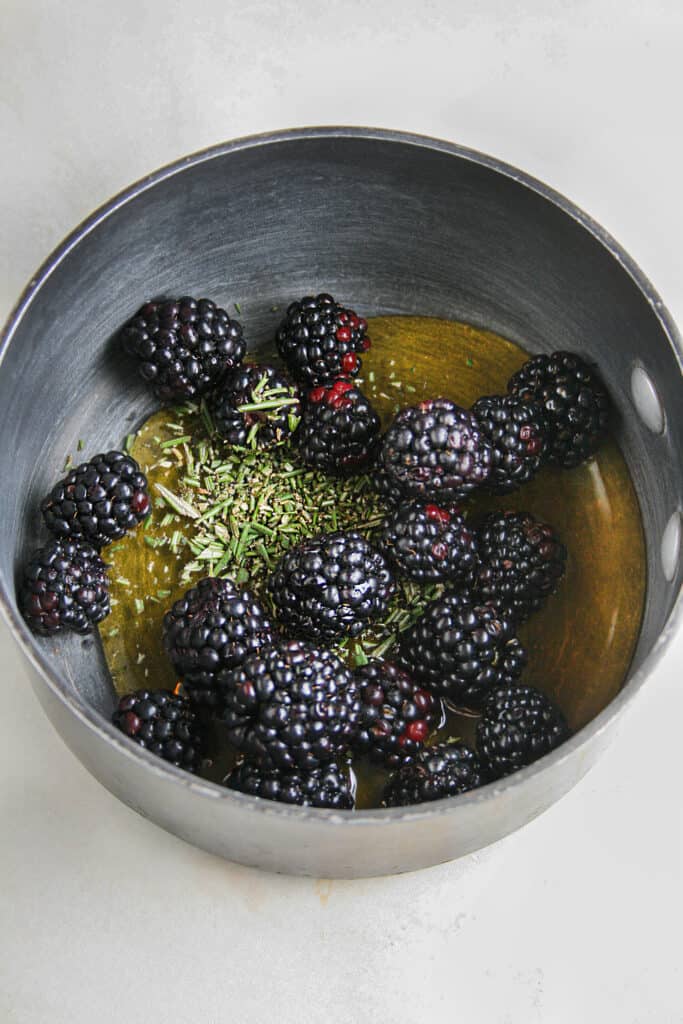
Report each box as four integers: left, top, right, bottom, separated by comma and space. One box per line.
1, 2, 682, 1022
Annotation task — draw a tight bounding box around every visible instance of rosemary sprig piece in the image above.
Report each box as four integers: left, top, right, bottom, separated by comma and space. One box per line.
155, 483, 200, 520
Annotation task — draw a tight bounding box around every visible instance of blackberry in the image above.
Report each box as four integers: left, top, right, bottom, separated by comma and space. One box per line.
380, 399, 492, 504
41, 450, 150, 549
210, 363, 301, 448
383, 742, 485, 807
378, 502, 479, 585
275, 293, 370, 386
220, 640, 361, 770
475, 511, 567, 623
298, 379, 380, 474
508, 350, 610, 467
224, 760, 355, 809
477, 683, 569, 778
471, 393, 548, 492
353, 659, 441, 769
19, 538, 109, 636
120, 296, 246, 403
112, 689, 203, 772
162, 577, 274, 709
398, 592, 526, 711
268, 530, 394, 641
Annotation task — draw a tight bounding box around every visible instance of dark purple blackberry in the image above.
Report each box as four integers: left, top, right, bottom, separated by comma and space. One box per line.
471, 393, 548, 492
224, 760, 355, 809
383, 742, 485, 806
120, 296, 246, 403
220, 640, 361, 771
209, 362, 301, 448
380, 399, 492, 504
162, 577, 274, 709
297, 379, 380, 474
508, 350, 610, 468
475, 511, 567, 623
41, 450, 150, 549
19, 538, 109, 636
275, 293, 370, 386
353, 660, 441, 769
378, 502, 479, 585
268, 530, 394, 641
112, 689, 203, 772
477, 683, 569, 778
398, 592, 526, 711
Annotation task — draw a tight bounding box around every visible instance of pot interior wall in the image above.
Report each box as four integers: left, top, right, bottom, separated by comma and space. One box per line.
1, 136, 681, 721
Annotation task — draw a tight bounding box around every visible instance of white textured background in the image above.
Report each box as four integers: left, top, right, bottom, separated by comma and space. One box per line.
1, 2, 681, 1021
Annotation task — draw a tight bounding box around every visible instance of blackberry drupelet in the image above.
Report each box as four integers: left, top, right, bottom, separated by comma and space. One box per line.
162, 577, 274, 709
210, 363, 301, 448
383, 742, 486, 806
42, 450, 150, 549
476, 683, 569, 778
224, 760, 355, 809
508, 350, 610, 467
120, 296, 246, 403
380, 399, 492, 504
268, 530, 394, 641
297, 379, 380, 474
378, 502, 479, 585
374, 466, 405, 506
398, 591, 526, 711
475, 510, 567, 623
353, 660, 441, 769
471, 393, 548, 492
275, 293, 370, 386
220, 640, 362, 771
112, 689, 203, 772
20, 538, 109, 636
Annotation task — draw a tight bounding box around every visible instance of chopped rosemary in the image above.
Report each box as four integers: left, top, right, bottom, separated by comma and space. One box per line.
239, 397, 300, 413
353, 643, 369, 667
135, 410, 392, 589
160, 435, 192, 448
155, 483, 200, 519
199, 400, 214, 438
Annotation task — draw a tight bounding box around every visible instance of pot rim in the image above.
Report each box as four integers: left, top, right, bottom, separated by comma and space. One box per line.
1, 125, 681, 826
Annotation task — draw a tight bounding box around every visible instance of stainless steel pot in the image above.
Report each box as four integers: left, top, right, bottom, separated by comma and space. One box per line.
1, 128, 681, 877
